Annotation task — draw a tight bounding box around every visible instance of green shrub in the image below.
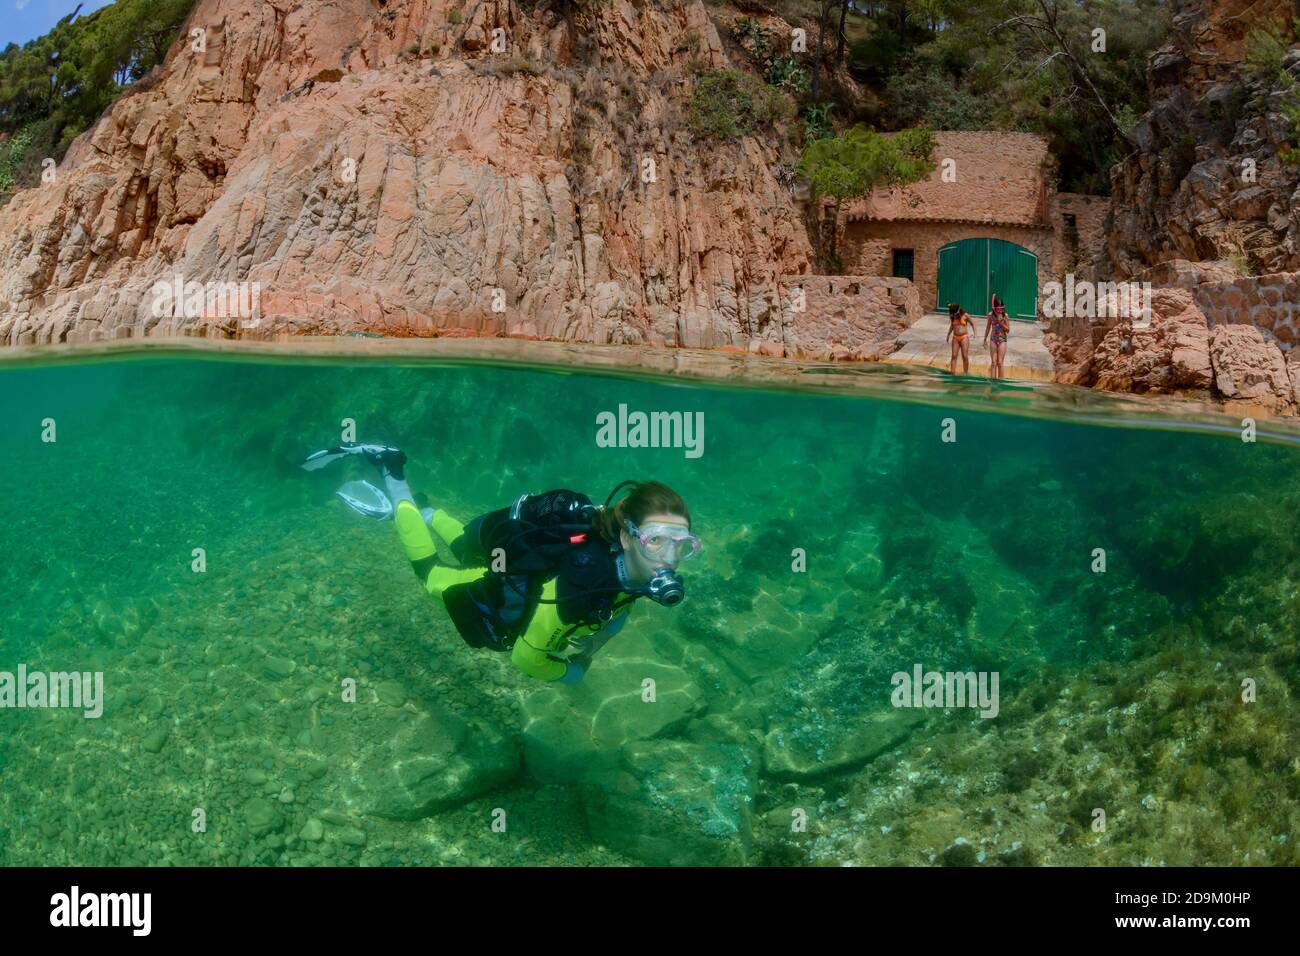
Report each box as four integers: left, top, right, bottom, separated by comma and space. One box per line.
1245, 17, 1300, 163
687, 69, 790, 140
883, 62, 993, 131
0, 125, 34, 194
802, 102, 834, 143
1245, 19, 1292, 80
733, 16, 809, 95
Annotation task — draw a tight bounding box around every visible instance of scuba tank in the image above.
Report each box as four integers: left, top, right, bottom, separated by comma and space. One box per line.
454, 489, 598, 574
442, 489, 603, 653
441, 485, 685, 652
475, 487, 685, 608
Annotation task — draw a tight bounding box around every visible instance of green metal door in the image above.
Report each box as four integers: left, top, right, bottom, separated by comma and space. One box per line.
936, 238, 1038, 320
989, 240, 1038, 320
936, 239, 987, 317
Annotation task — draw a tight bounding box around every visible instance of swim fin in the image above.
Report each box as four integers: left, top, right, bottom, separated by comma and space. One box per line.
336, 480, 394, 519
300, 443, 402, 472
334, 480, 436, 525
301, 446, 353, 471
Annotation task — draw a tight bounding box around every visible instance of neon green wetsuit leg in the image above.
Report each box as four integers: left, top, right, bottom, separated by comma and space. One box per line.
393, 500, 625, 683
393, 500, 482, 596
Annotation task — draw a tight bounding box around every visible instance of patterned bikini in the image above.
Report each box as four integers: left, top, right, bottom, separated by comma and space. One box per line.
990, 312, 1010, 345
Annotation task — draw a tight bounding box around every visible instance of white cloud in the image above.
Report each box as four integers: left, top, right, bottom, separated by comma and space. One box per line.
16, 0, 31, 11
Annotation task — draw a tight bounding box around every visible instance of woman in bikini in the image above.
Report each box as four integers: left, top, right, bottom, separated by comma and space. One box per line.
946, 302, 974, 375
983, 293, 1011, 380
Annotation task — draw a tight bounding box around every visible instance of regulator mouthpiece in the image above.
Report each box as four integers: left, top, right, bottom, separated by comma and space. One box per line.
642, 568, 685, 607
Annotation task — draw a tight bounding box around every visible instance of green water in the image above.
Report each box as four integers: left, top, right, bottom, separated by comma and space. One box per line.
1, 351, 1297, 867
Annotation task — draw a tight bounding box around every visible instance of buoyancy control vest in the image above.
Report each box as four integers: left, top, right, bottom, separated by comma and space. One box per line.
442, 489, 631, 652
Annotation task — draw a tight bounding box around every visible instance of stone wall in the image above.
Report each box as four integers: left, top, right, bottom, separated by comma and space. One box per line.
1192, 273, 1300, 351
1124, 261, 1300, 352
841, 220, 1053, 314
1051, 193, 1109, 278
776, 275, 921, 360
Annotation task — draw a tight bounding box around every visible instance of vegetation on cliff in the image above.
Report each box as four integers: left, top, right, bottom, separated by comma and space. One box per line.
1245, 14, 1300, 165
730, 0, 1170, 193
798, 124, 936, 269
0, 0, 194, 198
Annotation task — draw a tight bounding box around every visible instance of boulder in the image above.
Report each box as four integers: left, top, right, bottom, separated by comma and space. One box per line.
582, 740, 757, 866
1208, 324, 1296, 413
521, 655, 703, 784
1090, 287, 1213, 393
243, 797, 283, 836
348, 704, 521, 821
763, 707, 924, 781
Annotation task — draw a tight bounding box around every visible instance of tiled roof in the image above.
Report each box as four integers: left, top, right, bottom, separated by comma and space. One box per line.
843, 131, 1053, 228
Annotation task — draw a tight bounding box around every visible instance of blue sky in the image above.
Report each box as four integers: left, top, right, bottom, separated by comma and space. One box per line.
3, 0, 118, 48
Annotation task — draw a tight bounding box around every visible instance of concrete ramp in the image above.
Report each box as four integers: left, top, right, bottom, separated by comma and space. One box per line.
888, 312, 1056, 381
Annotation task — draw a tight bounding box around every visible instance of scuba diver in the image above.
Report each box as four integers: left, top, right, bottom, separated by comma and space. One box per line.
301, 444, 700, 685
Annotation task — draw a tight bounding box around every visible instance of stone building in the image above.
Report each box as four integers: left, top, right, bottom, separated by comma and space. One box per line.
839, 131, 1108, 321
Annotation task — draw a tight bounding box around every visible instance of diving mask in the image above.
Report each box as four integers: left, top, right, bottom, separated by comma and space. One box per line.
626, 521, 702, 564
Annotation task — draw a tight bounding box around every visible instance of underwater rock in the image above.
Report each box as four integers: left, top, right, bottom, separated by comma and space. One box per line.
347, 705, 521, 821
375, 680, 408, 707
940, 837, 979, 867
335, 827, 367, 847
521, 656, 703, 784
141, 726, 170, 754
763, 708, 924, 781
261, 656, 297, 680
243, 798, 283, 836
581, 740, 757, 866
299, 819, 323, 842
706, 592, 819, 682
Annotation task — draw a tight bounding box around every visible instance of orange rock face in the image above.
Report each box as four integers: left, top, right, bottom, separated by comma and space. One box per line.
1088, 286, 1297, 415
1208, 324, 1295, 414
0, 0, 816, 350
1091, 288, 1214, 394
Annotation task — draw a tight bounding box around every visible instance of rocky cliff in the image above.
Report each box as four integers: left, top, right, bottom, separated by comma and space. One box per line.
1050, 0, 1300, 414
0, 0, 816, 350
1106, 0, 1300, 278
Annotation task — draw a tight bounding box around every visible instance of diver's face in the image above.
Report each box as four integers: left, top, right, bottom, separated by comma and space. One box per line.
620, 511, 691, 585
